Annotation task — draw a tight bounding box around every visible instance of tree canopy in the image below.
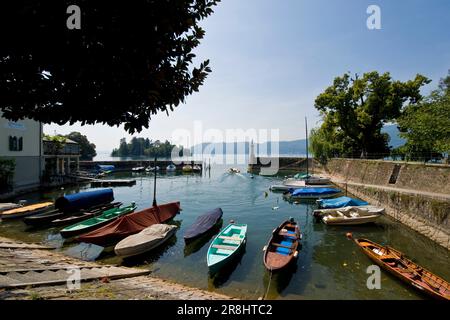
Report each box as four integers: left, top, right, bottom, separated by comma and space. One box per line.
0, 1, 220, 133
397, 71, 450, 156
111, 137, 183, 158
65, 132, 97, 160
313, 71, 430, 158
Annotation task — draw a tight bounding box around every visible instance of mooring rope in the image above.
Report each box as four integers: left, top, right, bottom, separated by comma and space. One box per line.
262, 269, 273, 300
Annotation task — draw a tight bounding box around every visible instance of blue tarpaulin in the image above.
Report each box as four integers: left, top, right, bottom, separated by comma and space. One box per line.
55, 189, 114, 212
97, 165, 115, 172
290, 187, 341, 197
317, 196, 368, 209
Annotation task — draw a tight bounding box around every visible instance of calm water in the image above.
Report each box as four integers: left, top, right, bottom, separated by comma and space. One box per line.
1, 164, 449, 300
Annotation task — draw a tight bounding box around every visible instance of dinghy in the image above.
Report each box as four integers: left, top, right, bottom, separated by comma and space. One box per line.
184, 208, 223, 241
0, 202, 54, 219
207, 223, 247, 273
305, 176, 331, 185
76, 201, 181, 246
0, 203, 21, 212
132, 166, 146, 172
283, 187, 341, 200
349, 235, 450, 300
193, 164, 202, 172
24, 202, 120, 227
316, 206, 384, 225
263, 218, 301, 272
182, 165, 193, 172
229, 168, 240, 174
166, 164, 176, 172
270, 181, 333, 192
60, 203, 136, 238
316, 196, 368, 209
146, 166, 160, 172
114, 224, 177, 258
51, 202, 122, 227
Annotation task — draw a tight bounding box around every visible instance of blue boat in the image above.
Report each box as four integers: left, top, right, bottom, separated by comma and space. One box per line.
285, 187, 341, 199
97, 165, 115, 173
316, 196, 369, 209
55, 189, 114, 213
184, 208, 223, 241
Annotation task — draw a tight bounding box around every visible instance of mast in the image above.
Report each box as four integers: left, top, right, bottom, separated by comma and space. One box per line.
305, 117, 309, 176
152, 154, 157, 207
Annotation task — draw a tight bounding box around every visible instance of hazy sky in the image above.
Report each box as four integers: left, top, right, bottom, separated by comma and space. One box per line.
45, 0, 450, 151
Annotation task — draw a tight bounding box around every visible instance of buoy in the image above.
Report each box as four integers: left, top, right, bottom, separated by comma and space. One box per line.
346, 232, 353, 240
263, 245, 267, 251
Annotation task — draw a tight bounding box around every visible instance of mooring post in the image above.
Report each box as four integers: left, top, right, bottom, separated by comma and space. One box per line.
152, 155, 157, 207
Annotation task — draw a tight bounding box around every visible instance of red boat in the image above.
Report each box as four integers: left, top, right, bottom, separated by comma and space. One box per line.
76, 201, 181, 246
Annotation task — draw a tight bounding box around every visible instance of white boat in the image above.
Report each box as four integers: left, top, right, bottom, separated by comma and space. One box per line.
132, 166, 146, 172
114, 224, 177, 258
229, 168, 240, 174
270, 180, 333, 192
193, 164, 202, 172
145, 166, 160, 172
166, 164, 176, 172
305, 176, 331, 185
316, 206, 385, 225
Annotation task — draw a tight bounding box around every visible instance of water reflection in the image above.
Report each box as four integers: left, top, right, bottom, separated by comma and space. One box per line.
262, 262, 298, 299
208, 243, 247, 289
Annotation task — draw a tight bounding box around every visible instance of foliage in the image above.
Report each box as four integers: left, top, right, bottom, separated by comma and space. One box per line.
398, 71, 450, 156
43, 134, 67, 155
65, 132, 96, 160
0, 158, 15, 191
314, 71, 430, 158
0, 1, 220, 133
111, 138, 183, 158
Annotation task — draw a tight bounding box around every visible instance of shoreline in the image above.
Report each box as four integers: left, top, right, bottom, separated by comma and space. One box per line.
0, 236, 233, 300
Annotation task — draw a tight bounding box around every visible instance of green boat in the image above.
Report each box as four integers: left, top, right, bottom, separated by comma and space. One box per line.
60, 203, 136, 238
207, 223, 247, 274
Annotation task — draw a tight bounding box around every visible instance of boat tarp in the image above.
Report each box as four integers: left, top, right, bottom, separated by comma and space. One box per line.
97, 165, 115, 171
290, 187, 340, 196
55, 189, 114, 212
184, 208, 223, 240
317, 196, 369, 209
77, 201, 180, 245
293, 173, 311, 179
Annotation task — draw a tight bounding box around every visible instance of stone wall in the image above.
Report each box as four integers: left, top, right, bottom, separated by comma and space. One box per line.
318, 158, 450, 250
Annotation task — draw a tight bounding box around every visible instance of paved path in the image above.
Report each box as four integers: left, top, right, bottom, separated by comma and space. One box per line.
0, 236, 232, 300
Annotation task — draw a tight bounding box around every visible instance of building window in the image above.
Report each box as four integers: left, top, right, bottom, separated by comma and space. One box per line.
8, 136, 23, 151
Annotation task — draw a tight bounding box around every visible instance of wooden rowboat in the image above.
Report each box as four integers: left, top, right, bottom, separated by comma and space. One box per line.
60, 203, 136, 238
351, 235, 450, 300
317, 206, 384, 225
263, 219, 301, 271
207, 223, 247, 274
0, 202, 54, 219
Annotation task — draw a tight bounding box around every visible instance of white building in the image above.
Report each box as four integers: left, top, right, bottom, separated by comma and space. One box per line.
0, 112, 43, 191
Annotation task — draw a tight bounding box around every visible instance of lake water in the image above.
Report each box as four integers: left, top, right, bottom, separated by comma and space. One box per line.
1, 164, 449, 299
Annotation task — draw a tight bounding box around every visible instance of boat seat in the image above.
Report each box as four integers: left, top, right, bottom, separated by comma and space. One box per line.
279, 231, 297, 238
218, 236, 242, 242
212, 244, 237, 251
272, 242, 295, 249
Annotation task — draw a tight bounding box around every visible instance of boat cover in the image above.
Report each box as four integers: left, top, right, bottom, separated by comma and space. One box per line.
55, 189, 114, 212
184, 208, 223, 240
317, 196, 368, 209
77, 201, 180, 245
290, 187, 340, 196
97, 165, 115, 171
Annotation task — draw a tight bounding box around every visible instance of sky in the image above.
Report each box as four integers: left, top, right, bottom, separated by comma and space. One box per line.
45, 0, 450, 151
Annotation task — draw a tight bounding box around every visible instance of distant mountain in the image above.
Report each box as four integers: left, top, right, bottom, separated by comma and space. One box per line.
191, 125, 405, 155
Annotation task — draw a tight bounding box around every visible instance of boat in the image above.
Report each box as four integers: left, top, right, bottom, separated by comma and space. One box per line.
132, 166, 146, 172
192, 164, 202, 172
270, 181, 333, 192
316, 196, 369, 209
207, 223, 247, 273
349, 235, 450, 300
184, 208, 223, 241
55, 189, 114, 213
0, 203, 21, 212
23, 201, 120, 227
60, 203, 137, 238
263, 218, 301, 272
97, 165, 115, 173
182, 165, 193, 172
283, 187, 341, 200
51, 202, 122, 227
166, 164, 176, 172
229, 168, 240, 174
293, 172, 311, 180
76, 201, 181, 246
0, 202, 54, 220
145, 166, 160, 172
315, 206, 384, 225
114, 224, 177, 258
305, 176, 331, 185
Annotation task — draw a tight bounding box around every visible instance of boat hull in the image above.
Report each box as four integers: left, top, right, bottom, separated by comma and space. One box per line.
0, 202, 54, 220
